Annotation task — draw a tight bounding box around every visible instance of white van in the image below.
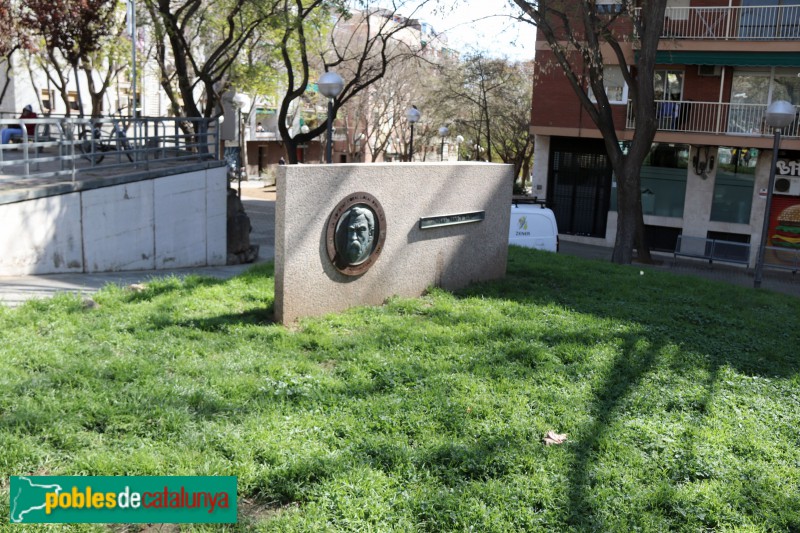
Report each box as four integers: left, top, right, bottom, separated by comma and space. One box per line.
509, 199, 559, 252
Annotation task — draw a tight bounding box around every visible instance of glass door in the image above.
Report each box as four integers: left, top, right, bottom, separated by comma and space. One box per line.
728, 70, 770, 133
654, 70, 684, 130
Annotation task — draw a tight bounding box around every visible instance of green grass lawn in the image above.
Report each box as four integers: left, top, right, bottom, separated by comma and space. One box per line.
1, 247, 799, 532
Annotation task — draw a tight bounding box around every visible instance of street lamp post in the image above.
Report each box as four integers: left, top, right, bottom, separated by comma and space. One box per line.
299, 124, 310, 163
438, 126, 449, 161
126, 0, 141, 153
455, 135, 464, 161
355, 132, 365, 162
754, 100, 796, 288
231, 93, 251, 197
406, 106, 420, 161
318, 71, 344, 164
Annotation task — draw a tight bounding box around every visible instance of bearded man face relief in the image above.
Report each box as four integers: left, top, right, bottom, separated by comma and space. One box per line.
343, 207, 375, 265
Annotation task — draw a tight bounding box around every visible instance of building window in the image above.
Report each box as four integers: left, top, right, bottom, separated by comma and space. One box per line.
588, 66, 628, 104
640, 143, 689, 218
654, 70, 684, 101
666, 0, 690, 21
40, 89, 54, 112
67, 91, 80, 112
596, 0, 622, 13
710, 147, 757, 224
729, 68, 800, 133
772, 68, 800, 105
654, 70, 684, 129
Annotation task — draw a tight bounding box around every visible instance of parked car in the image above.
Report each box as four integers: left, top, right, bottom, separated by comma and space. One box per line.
509, 198, 559, 252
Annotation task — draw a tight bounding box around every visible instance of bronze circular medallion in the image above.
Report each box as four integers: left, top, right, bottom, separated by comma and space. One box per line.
325, 192, 386, 276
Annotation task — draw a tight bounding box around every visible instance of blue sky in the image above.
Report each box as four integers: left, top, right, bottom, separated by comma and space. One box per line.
413, 1, 537, 61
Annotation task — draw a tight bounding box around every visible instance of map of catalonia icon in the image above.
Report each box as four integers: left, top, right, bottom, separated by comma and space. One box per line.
10, 476, 63, 523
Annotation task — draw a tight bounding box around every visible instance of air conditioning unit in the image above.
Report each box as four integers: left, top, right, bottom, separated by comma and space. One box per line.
698, 65, 722, 77
774, 176, 800, 196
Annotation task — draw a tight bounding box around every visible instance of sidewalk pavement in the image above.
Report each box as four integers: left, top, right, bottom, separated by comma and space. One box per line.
1, 183, 798, 307
559, 240, 800, 297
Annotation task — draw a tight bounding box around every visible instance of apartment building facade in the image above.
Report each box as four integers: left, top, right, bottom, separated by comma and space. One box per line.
529, 0, 800, 266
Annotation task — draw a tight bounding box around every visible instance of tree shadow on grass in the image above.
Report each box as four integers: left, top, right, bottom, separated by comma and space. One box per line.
171, 306, 277, 330
116, 262, 275, 304
109, 264, 276, 331
460, 248, 799, 380
449, 247, 800, 529
119, 275, 230, 303
3, 249, 798, 528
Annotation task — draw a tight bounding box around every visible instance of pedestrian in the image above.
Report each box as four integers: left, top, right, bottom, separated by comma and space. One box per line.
2, 105, 37, 144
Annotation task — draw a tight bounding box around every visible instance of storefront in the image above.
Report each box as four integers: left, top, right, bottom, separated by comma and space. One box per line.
538, 132, 800, 266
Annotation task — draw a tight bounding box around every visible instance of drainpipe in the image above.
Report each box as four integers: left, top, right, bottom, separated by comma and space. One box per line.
725, 0, 734, 40
716, 66, 726, 134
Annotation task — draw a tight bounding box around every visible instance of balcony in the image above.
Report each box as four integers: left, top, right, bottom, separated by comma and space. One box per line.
626, 100, 800, 138
642, 5, 800, 40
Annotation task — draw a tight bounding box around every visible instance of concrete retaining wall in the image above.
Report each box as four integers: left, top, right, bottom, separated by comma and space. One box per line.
275, 162, 513, 323
0, 168, 227, 275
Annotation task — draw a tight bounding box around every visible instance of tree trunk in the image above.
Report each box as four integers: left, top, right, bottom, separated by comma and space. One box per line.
0, 56, 13, 106
610, 152, 654, 264
612, 168, 639, 264
73, 64, 85, 118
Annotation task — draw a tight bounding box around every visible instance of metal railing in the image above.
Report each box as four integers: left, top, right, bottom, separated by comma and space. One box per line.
637, 5, 800, 40
674, 235, 751, 265
626, 99, 800, 137
0, 116, 220, 181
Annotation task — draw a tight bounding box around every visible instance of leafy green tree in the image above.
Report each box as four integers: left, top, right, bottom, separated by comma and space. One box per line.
228, 23, 285, 128
0, 0, 30, 106
18, 0, 119, 116
141, 0, 282, 120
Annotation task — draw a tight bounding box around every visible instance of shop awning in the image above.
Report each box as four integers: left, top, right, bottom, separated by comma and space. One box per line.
654, 51, 800, 67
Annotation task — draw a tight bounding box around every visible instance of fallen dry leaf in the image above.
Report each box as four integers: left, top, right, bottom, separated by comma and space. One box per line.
543, 430, 568, 446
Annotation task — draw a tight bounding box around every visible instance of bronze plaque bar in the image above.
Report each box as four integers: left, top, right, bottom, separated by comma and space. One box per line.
419, 211, 485, 229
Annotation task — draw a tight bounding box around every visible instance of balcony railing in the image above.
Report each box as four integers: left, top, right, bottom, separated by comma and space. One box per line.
639, 5, 800, 40
626, 100, 800, 138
